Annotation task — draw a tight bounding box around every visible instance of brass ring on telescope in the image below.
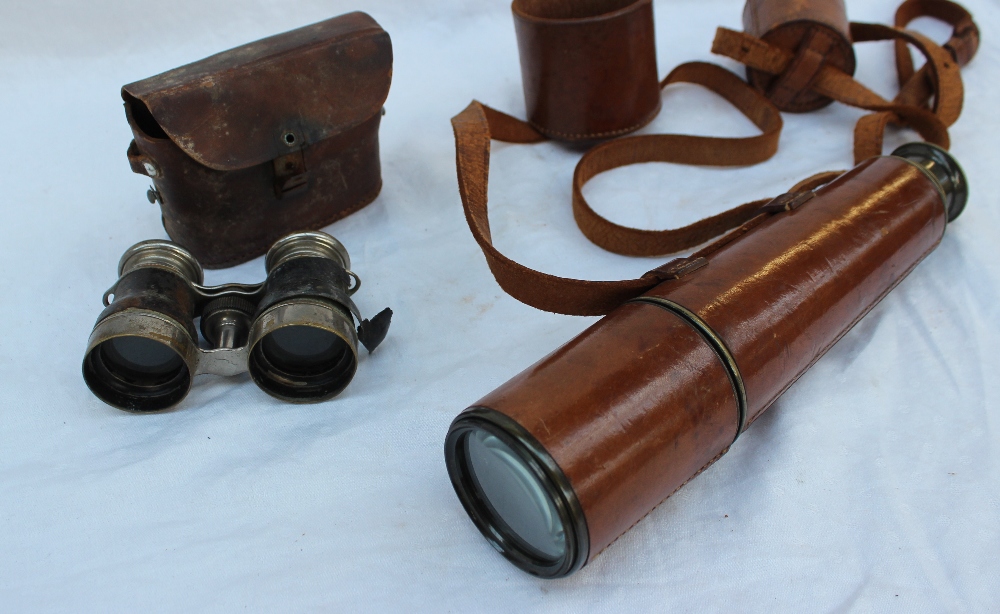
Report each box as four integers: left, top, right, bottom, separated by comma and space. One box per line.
627, 297, 748, 442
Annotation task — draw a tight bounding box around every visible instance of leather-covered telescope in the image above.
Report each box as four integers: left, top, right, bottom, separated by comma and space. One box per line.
444, 143, 968, 578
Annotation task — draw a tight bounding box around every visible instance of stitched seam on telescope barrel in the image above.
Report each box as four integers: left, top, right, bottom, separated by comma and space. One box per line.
627, 297, 748, 443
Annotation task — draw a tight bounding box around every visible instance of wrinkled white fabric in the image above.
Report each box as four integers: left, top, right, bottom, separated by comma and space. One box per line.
1, 0, 998, 611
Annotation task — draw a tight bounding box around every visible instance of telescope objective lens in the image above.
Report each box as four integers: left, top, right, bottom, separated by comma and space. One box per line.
466, 429, 567, 560
445, 410, 587, 577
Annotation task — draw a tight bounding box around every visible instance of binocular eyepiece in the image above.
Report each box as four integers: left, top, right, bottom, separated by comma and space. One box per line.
83, 231, 392, 412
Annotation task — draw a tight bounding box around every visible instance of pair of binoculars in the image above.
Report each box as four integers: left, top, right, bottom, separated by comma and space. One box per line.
83, 231, 392, 411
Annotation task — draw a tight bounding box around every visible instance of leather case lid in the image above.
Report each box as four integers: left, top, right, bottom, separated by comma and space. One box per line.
122, 12, 392, 171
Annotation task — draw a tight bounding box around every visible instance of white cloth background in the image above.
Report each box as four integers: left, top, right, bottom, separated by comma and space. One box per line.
1, 0, 998, 611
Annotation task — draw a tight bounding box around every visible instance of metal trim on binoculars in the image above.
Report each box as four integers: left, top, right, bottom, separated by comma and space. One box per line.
82, 231, 392, 412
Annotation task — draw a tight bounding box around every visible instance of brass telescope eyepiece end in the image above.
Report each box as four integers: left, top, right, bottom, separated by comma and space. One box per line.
444, 407, 589, 579
891, 142, 968, 223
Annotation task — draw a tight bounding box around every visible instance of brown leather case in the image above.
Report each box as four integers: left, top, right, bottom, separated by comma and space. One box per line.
742, 0, 856, 112
511, 0, 661, 141
122, 13, 393, 268
468, 156, 946, 564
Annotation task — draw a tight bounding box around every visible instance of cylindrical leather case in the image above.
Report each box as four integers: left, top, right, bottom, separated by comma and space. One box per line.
447, 147, 966, 577
511, 0, 661, 141
743, 0, 856, 112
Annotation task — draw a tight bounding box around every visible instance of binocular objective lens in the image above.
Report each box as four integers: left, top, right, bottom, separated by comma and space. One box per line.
101, 336, 185, 377
248, 309, 359, 403
260, 326, 346, 374
83, 335, 191, 412
465, 429, 567, 560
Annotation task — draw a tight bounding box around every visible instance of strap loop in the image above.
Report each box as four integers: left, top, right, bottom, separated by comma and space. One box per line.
645, 257, 709, 283
894, 0, 980, 72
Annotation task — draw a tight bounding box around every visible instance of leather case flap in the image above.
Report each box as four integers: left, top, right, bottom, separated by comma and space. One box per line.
122, 12, 392, 171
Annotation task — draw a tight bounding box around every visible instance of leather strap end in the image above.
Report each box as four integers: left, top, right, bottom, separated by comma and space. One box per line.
712, 27, 788, 75
946, 19, 980, 66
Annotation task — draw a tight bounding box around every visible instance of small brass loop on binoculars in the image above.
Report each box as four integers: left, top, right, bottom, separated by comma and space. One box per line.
346, 270, 362, 296
628, 297, 748, 441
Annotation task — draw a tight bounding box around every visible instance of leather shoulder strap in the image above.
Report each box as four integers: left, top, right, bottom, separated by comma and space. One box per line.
452, 62, 787, 316
452, 0, 978, 316
572, 63, 783, 257
454, 101, 665, 316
